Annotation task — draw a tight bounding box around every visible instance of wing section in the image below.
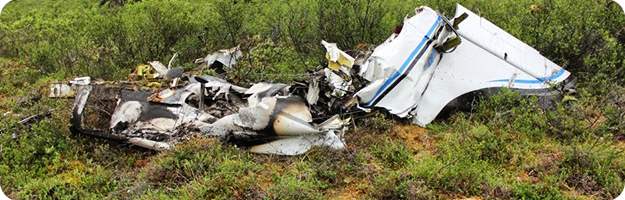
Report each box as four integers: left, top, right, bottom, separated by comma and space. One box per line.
412, 4, 571, 126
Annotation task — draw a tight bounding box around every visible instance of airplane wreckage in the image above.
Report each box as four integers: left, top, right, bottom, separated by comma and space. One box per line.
51, 5, 574, 155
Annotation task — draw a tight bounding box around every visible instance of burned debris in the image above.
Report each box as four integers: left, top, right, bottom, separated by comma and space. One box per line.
54, 4, 573, 155
60, 47, 350, 155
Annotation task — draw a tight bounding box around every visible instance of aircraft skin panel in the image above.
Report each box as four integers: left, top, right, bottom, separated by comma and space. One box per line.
249, 130, 345, 155
414, 25, 570, 126
356, 6, 451, 117
453, 4, 570, 83
412, 4, 571, 126
359, 9, 441, 101
356, 4, 570, 126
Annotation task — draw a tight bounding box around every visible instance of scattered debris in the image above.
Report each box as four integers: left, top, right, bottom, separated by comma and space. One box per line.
50, 83, 74, 98
50, 77, 91, 98
322, 40, 354, 71
56, 4, 573, 155
62, 45, 349, 155
20, 109, 53, 128
194, 46, 242, 74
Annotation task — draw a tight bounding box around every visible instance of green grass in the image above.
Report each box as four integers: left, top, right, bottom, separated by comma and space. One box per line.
0, 80, 623, 199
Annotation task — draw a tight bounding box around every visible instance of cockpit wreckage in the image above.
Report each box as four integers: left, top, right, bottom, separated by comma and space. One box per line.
53, 4, 574, 155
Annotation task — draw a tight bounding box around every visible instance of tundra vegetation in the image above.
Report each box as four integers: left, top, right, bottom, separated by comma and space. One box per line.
0, 0, 624, 199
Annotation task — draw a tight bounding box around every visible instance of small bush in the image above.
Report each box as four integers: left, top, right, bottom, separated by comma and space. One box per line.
371, 138, 414, 169
268, 175, 323, 200
370, 171, 434, 199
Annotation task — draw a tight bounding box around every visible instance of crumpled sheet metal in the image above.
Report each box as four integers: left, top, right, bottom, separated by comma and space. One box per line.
306, 78, 320, 105
202, 46, 242, 69
200, 83, 346, 155
67, 71, 346, 155
353, 4, 572, 126
70, 85, 92, 128
50, 83, 74, 98
323, 68, 351, 97
251, 115, 346, 155
129, 137, 171, 150
355, 6, 450, 118
245, 82, 289, 106
108, 77, 240, 135
109, 95, 212, 137
322, 40, 355, 71
50, 77, 90, 98
249, 130, 345, 155
148, 61, 170, 79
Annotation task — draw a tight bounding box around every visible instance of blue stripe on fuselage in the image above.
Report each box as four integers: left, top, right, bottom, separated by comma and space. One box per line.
365, 17, 442, 106
489, 69, 566, 84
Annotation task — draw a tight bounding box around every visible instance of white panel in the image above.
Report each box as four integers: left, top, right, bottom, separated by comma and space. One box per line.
453, 4, 569, 83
